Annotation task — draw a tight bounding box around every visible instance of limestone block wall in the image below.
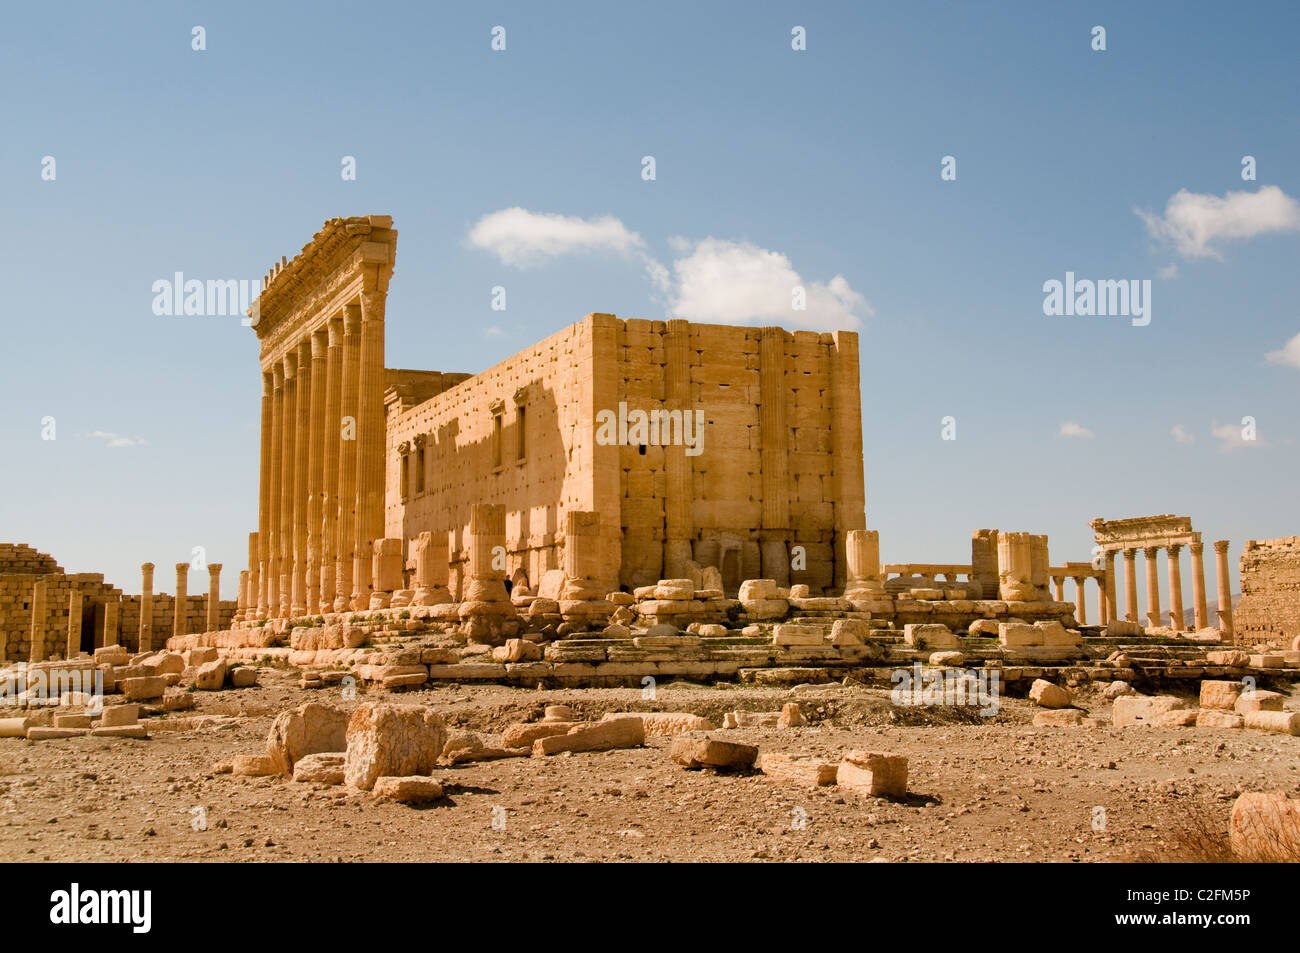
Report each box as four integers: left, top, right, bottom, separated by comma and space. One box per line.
118, 595, 236, 651
385, 317, 601, 596
614, 320, 864, 594
1236, 537, 1300, 650
0, 570, 120, 663
0, 544, 62, 575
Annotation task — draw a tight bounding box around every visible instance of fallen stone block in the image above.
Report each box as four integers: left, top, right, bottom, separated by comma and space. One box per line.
1250, 654, 1284, 669
1112, 695, 1186, 727
830, 619, 869, 646
772, 624, 823, 647
929, 651, 966, 666
372, 775, 444, 805
1199, 680, 1245, 710
777, 702, 805, 728
229, 667, 258, 688
118, 676, 167, 701
1196, 710, 1245, 730
501, 722, 577, 748
26, 727, 89, 740
1243, 711, 1300, 736
194, 660, 227, 691
532, 717, 645, 756
1105, 619, 1145, 637
1154, 709, 1200, 727
904, 624, 959, 650
345, 703, 448, 791
232, 755, 277, 776
493, 638, 542, 662
292, 752, 346, 784
837, 751, 908, 798
441, 730, 529, 764
669, 735, 758, 770
267, 702, 350, 776
0, 717, 27, 738
1033, 709, 1088, 727
1029, 679, 1072, 709
599, 712, 716, 736
1235, 690, 1284, 714
99, 704, 139, 728
758, 752, 838, 786
186, 646, 218, 666
1230, 792, 1300, 861
1102, 680, 1136, 699
92, 725, 148, 739
968, 619, 1000, 637
52, 713, 92, 729
998, 622, 1042, 648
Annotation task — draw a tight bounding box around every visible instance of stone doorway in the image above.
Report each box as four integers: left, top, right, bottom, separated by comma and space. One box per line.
79, 601, 96, 654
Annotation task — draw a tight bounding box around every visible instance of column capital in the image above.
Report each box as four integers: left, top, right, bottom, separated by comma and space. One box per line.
141, 561, 154, 572
342, 300, 362, 334
1189, 540, 1204, 555
297, 337, 313, 361
271, 362, 284, 386
1166, 543, 1182, 557
207, 562, 222, 576
175, 562, 190, 573
262, 370, 274, 395
1142, 545, 1162, 558
327, 314, 344, 346
1123, 548, 1137, 559
1213, 539, 1230, 554
359, 289, 385, 322
311, 327, 328, 357
282, 350, 298, 378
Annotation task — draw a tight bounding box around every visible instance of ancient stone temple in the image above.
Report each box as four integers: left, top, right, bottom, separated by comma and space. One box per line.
242, 215, 866, 619
1236, 537, 1300, 651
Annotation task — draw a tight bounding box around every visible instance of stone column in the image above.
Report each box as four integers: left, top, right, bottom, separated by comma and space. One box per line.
412, 531, 451, 605
243, 532, 257, 623
997, 532, 1035, 601
267, 363, 284, 618
237, 570, 249, 622
351, 291, 386, 610
139, 562, 154, 652
663, 318, 695, 580
1103, 551, 1118, 624
1030, 535, 1050, 601
334, 303, 361, 610
1190, 541, 1208, 630
206, 563, 222, 632
102, 597, 119, 649
1143, 547, 1161, 628
174, 563, 189, 639
828, 331, 866, 592
1166, 544, 1185, 631
1052, 576, 1064, 602
305, 328, 327, 615
844, 529, 885, 598
292, 338, 312, 616
28, 579, 47, 663
458, 503, 517, 642
278, 352, 297, 617
1214, 540, 1234, 639
66, 590, 82, 659
1072, 577, 1087, 625
971, 529, 999, 600
321, 316, 343, 612
1096, 570, 1108, 626
255, 369, 273, 619
1123, 549, 1138, 622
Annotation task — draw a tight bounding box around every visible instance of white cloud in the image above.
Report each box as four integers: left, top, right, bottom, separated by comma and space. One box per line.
1157, 263, 1178, 280
1265, 331, 1300, 370
1137, 185, 1300, 260
1211, 420, 1265, 451
665, 237, 868, 330
1059, 422, 1094, 439
86, 430, 144, 448
468, 207, 646, 268
1170, 424, 1195, 445
467, 208, 871, 331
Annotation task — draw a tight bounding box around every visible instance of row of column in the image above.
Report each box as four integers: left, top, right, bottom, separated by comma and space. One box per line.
19, 561, 223, 663
251, 292, 385, 620
1102, 540, 1233, 635
1050, 573, 1105, 626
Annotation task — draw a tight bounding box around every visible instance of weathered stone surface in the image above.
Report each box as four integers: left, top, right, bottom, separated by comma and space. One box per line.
1199, 680, 1245, 711
292, 752, 346, 784
599, 712, 715, 736
1113, 695, 1186, 727
830, 619, 869, 646
1196, 710, 1245, 729
532, 717, 645, 756
344, 703, 448, 791
772, 624, 823, 647
670, 735, 758, 769
1029, 679, 1072, 709
929, 651, 965, 666
266, 702, 350, 775
194, 659, 227, 691
1154, 709, 1200, 727
837, 751, 908, 798
968, 619, 1000, 637
52, 713, 92, 729
372, 775, 444, 805
501, 722, 576, 748
1101, 680, 1136, 699
229, 666, 258, 688
99, 704, 139, 728
232, 754, 277, 776
26, 727, 89, 740
92, 725, 148, 738
904, 624, 958, 650
1206, 650, 1250, 667
777, 702, 805, 728
759, 752, 838, 786
1033, 709, 1087, 727
1235, 690, 1284, 714
1243, 710, 1300, 736
118, 676, 167, 700
1229, 792, 1300, 861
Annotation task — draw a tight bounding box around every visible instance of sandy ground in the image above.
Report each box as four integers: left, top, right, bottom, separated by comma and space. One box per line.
1, 671, 1296, 862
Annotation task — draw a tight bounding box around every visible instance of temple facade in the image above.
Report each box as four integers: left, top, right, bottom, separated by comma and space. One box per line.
242, 215, 866, 619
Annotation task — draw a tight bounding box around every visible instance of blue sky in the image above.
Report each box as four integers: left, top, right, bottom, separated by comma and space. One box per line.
1, 1, 1297, 614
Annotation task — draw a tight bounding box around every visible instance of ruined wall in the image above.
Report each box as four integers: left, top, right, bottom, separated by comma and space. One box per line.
385, 317, 600, 596
1236, 537, 1300, 650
